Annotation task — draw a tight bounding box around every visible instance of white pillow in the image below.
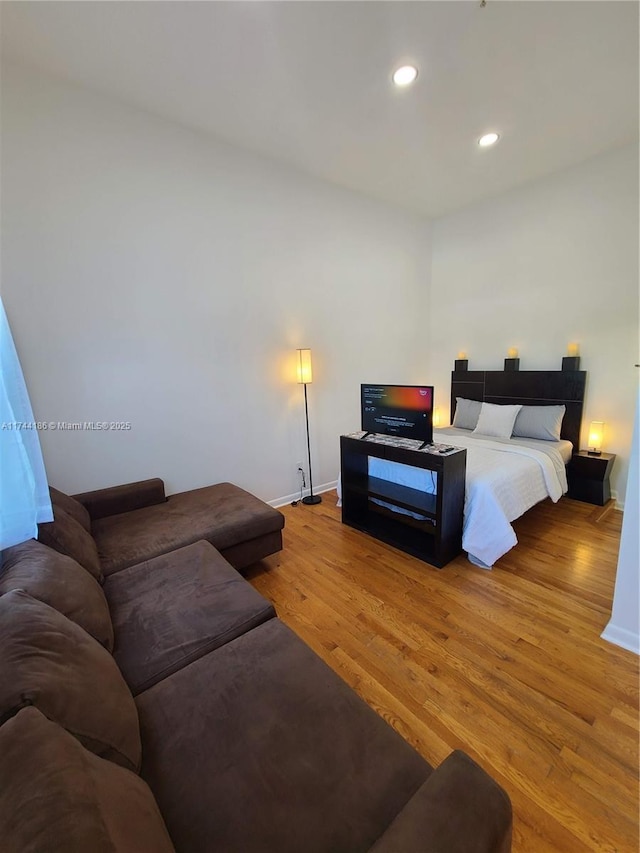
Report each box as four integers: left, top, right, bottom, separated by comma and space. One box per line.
473, 402, 522, 439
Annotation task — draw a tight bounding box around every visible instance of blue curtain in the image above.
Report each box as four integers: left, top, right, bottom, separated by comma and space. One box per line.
0, 298, 52, 549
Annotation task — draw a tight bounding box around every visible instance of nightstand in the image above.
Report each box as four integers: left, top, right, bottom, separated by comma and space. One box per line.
567, 451, 616, 506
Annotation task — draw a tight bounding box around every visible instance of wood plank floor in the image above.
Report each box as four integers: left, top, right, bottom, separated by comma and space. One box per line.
246, 492, 639, 853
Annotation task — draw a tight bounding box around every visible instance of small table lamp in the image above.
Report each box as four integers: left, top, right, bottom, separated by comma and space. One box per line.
588, 421, 605, 456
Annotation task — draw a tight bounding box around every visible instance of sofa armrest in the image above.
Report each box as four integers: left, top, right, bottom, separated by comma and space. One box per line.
73, 478, 167, 520
368, 751, 512, 853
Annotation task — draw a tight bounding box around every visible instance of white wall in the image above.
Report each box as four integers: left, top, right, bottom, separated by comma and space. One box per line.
1, 64, 431, 502
3, 63, 637, 512
602, 386, 639, 654
429, 145, 639, 501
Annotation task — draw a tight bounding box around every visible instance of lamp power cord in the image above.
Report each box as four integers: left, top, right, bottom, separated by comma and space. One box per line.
291, 467, 306, 507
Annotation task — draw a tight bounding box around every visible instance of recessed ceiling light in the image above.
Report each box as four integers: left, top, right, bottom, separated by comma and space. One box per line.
392, 65, 418, 87
478, 132, 500, 147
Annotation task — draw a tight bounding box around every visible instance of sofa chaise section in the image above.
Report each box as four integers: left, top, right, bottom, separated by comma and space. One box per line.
73, 479, 285, 576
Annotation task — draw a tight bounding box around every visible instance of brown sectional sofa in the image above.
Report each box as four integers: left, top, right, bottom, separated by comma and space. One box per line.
0, 477, 513, 852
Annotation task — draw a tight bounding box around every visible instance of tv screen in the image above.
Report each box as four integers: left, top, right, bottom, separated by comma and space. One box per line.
361, 385, 434, 444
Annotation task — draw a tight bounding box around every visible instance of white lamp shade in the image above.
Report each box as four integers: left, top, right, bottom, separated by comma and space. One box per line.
588, 421, 605, 453
296, 348, 313, 384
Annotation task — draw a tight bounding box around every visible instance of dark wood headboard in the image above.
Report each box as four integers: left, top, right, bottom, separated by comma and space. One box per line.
450, 369, 587, 451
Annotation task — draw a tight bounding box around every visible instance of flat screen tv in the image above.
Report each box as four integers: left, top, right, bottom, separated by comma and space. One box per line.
361, 384, 434, 444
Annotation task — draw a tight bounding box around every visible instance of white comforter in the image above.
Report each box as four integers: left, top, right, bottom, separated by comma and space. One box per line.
367, 431, 568, 569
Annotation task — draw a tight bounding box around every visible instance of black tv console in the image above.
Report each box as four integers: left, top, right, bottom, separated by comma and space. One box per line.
340, 435, 466, 568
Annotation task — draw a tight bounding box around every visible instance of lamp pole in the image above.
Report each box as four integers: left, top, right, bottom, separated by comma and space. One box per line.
302, 381, 321, 505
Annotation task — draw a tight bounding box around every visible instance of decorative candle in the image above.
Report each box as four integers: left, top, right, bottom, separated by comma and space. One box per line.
507, 347, 518, 359
457, 350, 467, 360
567, 343, 579, 357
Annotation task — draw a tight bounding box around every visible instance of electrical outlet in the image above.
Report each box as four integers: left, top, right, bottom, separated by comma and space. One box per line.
296, 464, 306, 488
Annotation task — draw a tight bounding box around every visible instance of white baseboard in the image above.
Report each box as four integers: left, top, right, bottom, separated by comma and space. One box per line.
601, 622, 640, 655
610, 489, 625, 511
269, 480, 338, 509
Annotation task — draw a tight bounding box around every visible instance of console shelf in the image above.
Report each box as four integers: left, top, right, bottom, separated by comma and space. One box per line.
340, 435, 466, 568
345, 474, 438, 518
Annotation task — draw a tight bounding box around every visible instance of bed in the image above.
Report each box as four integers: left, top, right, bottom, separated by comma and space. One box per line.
345, 366, 586, 569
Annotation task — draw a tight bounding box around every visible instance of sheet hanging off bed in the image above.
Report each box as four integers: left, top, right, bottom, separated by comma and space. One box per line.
368, 428, 570, 569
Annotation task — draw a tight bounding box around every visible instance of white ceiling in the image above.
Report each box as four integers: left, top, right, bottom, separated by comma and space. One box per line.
1, 1, 638, 218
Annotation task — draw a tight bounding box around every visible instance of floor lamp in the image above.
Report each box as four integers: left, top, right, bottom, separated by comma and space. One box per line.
296, 348, 322, 505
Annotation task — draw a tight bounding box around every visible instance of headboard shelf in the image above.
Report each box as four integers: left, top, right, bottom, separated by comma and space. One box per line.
450, 369, 586, 451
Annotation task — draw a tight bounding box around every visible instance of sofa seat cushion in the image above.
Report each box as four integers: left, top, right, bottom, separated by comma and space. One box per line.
0, 539, 114, 651
0, 590, 141, 773
104, 540, 275, 695
135, 619, 432, 853
0, 707, 176, 853
92, 482, 285, 576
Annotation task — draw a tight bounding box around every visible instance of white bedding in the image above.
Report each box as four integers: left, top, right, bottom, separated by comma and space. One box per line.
367, 427, 570, 569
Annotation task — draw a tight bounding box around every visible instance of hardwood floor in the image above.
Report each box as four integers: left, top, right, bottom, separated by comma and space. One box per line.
246, 492, 639, 853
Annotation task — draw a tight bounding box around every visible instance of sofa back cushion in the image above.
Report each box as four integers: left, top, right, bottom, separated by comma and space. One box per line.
49, 486, 92, 533
0, 707, 176, 853
38, 506, 102, 583
0, 539, 113, 651
0, 590, 141, 772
